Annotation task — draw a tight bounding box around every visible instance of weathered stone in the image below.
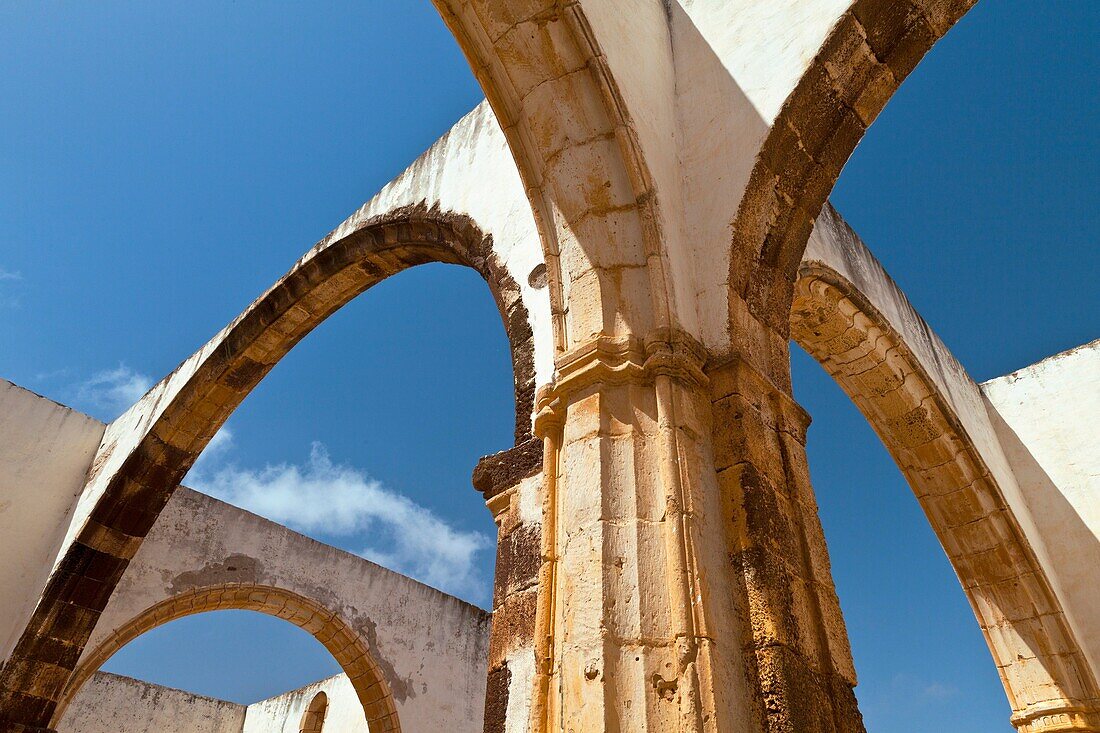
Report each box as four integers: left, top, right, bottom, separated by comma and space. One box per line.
1, 3, 1094, 733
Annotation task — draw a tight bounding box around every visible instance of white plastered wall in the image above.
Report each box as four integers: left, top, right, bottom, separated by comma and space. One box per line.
242, 673, 367, 733
62, 670, 372, 733
677, 0, 851, 123
0, 380, 105, 665
59, 672, 246, 733
673, 0, 851, 348
81, 486, 491, 733
983, 341, 1100, 676
569, 0, 858, 350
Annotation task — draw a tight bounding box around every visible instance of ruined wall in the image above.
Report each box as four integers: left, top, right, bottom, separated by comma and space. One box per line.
59, 672, 245, 733
0, 386, 494, 733
0, 3, 1090, 728
0, 380, 105, 665
242, 674, 366, 733
61, 670, 375, 733
983, 341, 1100, 678
68, 486, 491, 733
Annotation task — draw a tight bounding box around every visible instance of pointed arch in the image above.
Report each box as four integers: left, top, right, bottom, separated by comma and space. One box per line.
734, 0, 979, 330
790, 235, 1100, 727
0, 206, 536, 730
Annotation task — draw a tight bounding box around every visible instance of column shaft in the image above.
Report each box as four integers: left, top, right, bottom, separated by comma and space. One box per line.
709, 356, 864, 733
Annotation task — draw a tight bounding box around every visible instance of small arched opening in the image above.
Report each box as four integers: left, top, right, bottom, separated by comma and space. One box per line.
300, 691, 329, 733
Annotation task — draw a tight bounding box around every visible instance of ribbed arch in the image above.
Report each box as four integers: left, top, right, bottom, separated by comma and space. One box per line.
734, 0, 979, 330
791, 264, 1100, 728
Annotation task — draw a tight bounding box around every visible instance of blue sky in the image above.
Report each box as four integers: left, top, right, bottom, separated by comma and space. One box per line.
0, 3, 1095, 731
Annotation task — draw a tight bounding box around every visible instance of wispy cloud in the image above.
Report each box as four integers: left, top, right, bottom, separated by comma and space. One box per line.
919, 680, 958, 700
884, 672, 959, 701
33, 368, 73, 383
859, 672, 963, 730
187, 440, 492, 604
74, 364, 153, 418
0, 267, 23, 308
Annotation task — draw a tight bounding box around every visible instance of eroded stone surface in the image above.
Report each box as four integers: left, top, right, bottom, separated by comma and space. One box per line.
1, 3, 1097, 733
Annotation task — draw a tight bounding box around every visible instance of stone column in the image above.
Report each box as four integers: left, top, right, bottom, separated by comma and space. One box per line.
707, 354, 864, 733
521, 330, 763, 733
474, 439, 545, 733
501, 330, 869, 732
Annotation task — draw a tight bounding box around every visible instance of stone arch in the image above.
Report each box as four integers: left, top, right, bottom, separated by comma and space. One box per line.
423, 10, 686, 725
52, 585, 397, 732
432, 0, 676, 351
790, 262, 1100, 729
733, 0, 979, 329
0, 206, 536, 730
299, 691, 329, 733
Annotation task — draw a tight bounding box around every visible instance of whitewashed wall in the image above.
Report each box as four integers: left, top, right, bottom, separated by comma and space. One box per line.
242, 674, 367, 733
983, 340, 1100, 677
0, 380, 104, 665
60, 672, 245, 733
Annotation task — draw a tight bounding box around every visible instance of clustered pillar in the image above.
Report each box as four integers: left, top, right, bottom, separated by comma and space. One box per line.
707, 355, 863, 732
482, 328, 866, 732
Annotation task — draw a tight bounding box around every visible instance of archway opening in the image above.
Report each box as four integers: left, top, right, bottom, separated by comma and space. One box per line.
83, 258, 517, 729
54, 587, 400, 733
182, 262, 516, 608
300, 691, 329, 733
100, 611, 339, 704
789, 343, 1010, 731
788, 3, 1098, 730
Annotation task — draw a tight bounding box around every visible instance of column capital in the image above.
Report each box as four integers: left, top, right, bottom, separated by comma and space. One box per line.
1011, 702, 1100, 733
535, 328, 710, 438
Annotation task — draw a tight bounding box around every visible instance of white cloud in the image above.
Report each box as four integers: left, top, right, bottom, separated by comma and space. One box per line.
188, 441, 492, 604
74, 364, 153, 418
33, 368, 72, 382
0, 267, 22, 308
920, 681, 958, 700
886, 673, 959, 701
